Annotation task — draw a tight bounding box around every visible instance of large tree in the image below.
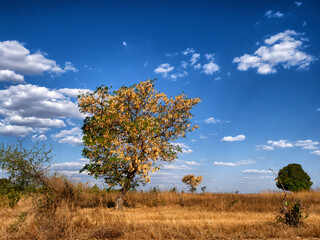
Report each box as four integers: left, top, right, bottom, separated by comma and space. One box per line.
78, 80, 200, 209
276, 163, 312, 192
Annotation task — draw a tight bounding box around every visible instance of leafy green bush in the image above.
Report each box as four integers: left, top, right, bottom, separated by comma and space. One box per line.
277, 200, 309, 226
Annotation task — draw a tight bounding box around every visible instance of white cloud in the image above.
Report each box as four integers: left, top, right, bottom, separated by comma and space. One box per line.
311, 150, 320, 156
32, 134, 47, 142
214, 159, 256, 167
233, 30, 315, 74
171, 142, 193, 154
122, 41, 127, 46
193, 63, 201, 69
0, 121, 33, 137
241, 169, 273, 174
221, 135, 246, 142
267, 140, 294, 148
169, 71, 188, 80
302, 21, 307, 27
256, 145, 275, 151
154, 63, 175, 78
183, 48, 195, 55
0, 70, 24, 83
51, 161, 86, 171
205, 54, 215, 60
264, 10, 284, 18
295, 140, 320, 150
214, 76, 222, 81
57, 88, 92, 98
0, 84, 84, 119
204, 117, 218, 124
162, 164, 191, 170
199, 134, 208, 139
185, 161, 201, 166
8, 115, 65, 128
51, 127, 83, 146
295, 1, 302, 6
202, 62, 220, 75
0, 40, 77, 76
190, 53, 200, 66
180, 61, 188, 69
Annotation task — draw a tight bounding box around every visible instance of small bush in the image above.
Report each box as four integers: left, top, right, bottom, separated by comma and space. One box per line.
277, 200, 309, 226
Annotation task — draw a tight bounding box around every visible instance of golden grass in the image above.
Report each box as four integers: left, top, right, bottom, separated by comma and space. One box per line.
1, 190, 320, 239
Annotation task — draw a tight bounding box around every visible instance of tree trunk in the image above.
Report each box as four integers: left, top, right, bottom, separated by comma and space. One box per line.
115, 188, 127, 210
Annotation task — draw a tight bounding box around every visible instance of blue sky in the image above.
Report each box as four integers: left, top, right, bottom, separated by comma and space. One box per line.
0, 0, 319, 193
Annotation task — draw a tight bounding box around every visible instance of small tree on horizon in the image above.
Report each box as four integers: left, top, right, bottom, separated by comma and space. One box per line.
182, 175, 203, 193
78, 80, 200, 209
276, 163, 312, 192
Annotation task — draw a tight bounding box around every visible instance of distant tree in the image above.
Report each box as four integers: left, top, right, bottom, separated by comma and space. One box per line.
0, 140, 52, 191
201, 186, 207, 193
276, 163, 312, 192
78, 80, 200, 209
182, 175, 203, 193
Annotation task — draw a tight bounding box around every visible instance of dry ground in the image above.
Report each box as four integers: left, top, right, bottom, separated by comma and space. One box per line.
1, 191, 320, 239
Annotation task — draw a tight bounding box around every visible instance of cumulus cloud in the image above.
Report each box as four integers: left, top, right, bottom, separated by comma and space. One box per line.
264, 10, 284, 18
311, 150, 320, 156
205, 54, 215, 60
154, 63, 175, 78
0, 40, 77, 78
51, 127, 83, 146
295, 140, 319, 150
202, 62, 220, 75
241, 169, 273, 174
233, 30, 315, 74
0, 84, 88, 137
32, 134, 47, 142
221, 135, 246, 142
162, 164, 191, 170
0, 121, 33, 137
0, 70, 24, 83
214, 159, 256, 167
267, 140, 294, 148
256, 145, 275, 151
171, 142, 193, 154
122, 41, 127, 46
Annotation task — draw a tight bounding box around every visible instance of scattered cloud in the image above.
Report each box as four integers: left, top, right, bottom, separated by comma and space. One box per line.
162, 164, 191, 170
202, 62, 220, 75
171, 142, 193, 154
51, 127, 83, 146
185, 161, 201, 166
264, 10, 284, 18
302, 21, 307, 27
214, 76, 222, 81
233, 30, 315, 74
221, 135, 246, 142
256, 145, 274, 151
241, 169, 273, 174
0, 40, 77, 82
267, 140, 294, 148
183, 48, 195, 55
122, 41, 127, 46
295, 1, 302, 6
154, 63, 174, 78
205, 54, 215, 60
32, 134, 47, 142
214, 159, 256, 167
295, 140, 319, 150
190, 53, 200, 66
199, 134, 208, 139
180, 61, 188, 69
204, 117, 218, 124
57, 88, 92, 98
8, 116, 66, 128
311, 150, 320, 156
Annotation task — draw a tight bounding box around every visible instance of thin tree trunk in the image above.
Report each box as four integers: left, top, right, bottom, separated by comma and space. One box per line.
115, 188, 127, 210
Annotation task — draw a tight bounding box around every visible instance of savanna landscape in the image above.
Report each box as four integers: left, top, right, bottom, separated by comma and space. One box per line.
1, 1, 320, 239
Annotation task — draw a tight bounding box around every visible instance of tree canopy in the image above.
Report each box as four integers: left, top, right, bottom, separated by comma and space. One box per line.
78, 80, 200, 209
276, 163, 312, 192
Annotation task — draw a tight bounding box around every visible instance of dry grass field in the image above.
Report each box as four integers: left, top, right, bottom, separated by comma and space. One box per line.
1, 186, 320, 240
